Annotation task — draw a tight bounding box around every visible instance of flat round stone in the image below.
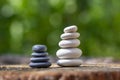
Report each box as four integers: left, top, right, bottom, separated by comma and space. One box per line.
64, 25, 78, 33
56, 48, 82, 59
29, 62, 51, 68
30, 57, 49, 62
31, 52, 48, 57
32, 45, 47, 52
57, 59, 82, 67
59, 39, 80, 48
61, 32, 80, 39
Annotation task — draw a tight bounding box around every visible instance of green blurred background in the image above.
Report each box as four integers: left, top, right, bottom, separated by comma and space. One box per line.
0, 0, 120, 58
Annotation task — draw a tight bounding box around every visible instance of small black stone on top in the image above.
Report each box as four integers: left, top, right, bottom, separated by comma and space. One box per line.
32, 45, 47, 53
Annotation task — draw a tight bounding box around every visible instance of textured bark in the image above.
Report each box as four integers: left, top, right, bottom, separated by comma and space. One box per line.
0, 64, 120, 80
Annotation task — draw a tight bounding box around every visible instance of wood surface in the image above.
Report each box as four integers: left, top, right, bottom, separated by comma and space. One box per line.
0, 63, 120, 80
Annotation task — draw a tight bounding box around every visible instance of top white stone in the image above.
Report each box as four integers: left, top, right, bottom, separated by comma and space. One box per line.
64, 25, 78, 33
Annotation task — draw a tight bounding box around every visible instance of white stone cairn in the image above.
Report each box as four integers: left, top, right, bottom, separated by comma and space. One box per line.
56, 25, 82, 67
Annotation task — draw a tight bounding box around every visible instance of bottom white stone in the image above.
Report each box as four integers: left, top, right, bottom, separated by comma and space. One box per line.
57, 59, 82, 67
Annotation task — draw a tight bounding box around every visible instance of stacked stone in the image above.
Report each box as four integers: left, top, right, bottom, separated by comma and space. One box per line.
56, 25, 82, 67
29, 45, 51, 68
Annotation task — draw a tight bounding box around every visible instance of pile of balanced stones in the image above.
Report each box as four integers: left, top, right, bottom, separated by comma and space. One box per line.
29, 25, 82, 68
56, 25, 82, 67
29, 45, 51, 68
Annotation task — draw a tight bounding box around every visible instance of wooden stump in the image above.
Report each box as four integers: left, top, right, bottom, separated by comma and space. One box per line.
0, 63, 120, 80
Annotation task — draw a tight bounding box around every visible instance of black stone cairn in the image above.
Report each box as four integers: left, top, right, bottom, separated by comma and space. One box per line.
29, 45, 51, 68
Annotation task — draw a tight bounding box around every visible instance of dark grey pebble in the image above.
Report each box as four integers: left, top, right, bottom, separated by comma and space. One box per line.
30, 57, 49, 62
32, 45, 47, 52
29, 62, 51, 68
31, 52, 48, 57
